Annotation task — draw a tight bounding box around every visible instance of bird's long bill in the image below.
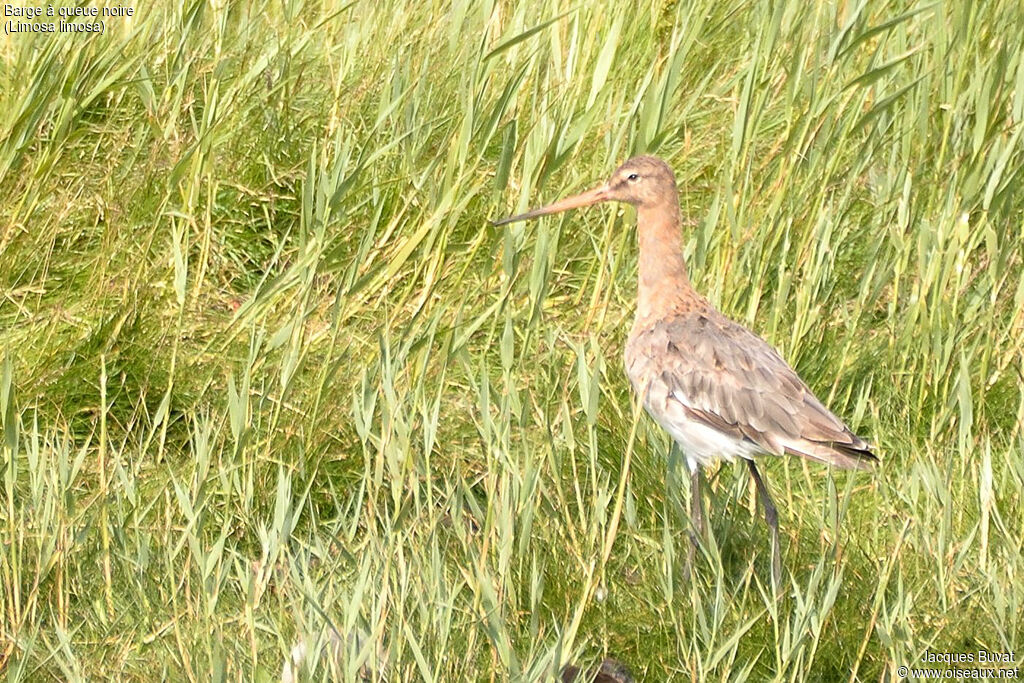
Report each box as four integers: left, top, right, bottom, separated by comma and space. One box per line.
491, 184, 610, 226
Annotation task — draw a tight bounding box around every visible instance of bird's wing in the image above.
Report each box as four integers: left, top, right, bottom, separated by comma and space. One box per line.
638, 312, 876, 470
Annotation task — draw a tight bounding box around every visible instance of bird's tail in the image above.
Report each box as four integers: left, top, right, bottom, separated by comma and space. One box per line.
786, 438, 878, 471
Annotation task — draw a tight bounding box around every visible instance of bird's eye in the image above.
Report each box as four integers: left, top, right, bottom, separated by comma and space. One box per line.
627, 173, 639, 181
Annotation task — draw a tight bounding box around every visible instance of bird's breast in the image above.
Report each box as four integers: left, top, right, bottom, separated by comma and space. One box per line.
623, 316, 760, 470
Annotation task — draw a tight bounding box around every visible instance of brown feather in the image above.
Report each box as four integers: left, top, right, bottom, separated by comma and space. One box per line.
627, 308, 876, 470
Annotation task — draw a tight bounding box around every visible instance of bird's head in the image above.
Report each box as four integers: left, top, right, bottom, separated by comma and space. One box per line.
492, 155, 678, 226
601, 156, 677, 209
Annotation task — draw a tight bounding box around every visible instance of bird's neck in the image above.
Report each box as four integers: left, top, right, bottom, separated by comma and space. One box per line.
634, 201, 702, 326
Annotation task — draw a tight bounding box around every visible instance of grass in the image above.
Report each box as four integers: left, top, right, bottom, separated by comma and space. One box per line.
1, 0, 1022, 679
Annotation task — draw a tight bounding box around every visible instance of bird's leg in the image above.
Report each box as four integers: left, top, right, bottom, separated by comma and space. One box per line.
687, 465, 704, 575
746, 460, 781, 590
690, 466, 705, 539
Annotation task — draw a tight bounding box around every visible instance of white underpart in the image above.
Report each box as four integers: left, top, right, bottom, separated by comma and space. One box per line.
650, 389, 762, 473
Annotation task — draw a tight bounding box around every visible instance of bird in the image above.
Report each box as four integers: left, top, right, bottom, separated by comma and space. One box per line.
562, 657, 635, 683
493, 155, 877, 586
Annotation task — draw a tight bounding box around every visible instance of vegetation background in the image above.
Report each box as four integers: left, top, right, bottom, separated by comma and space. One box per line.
1, 0, 1022, 679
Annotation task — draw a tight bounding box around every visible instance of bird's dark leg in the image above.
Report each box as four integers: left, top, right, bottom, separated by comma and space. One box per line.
746, 459, 781, 589
687, 465, 704, 575
690, 466, 705, 539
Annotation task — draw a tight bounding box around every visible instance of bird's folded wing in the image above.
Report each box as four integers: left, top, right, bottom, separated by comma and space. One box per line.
648, 313, 876, 470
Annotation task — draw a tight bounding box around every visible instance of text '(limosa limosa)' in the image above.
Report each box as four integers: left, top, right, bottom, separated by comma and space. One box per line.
494, 156, 877, 586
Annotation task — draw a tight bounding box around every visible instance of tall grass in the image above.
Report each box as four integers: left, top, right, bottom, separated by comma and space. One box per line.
1, 0, 1022, 679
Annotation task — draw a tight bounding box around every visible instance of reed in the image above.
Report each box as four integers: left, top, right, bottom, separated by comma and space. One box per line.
1, 0, 1021, 678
